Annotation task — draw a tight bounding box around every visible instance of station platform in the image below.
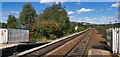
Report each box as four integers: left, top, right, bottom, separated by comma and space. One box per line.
87, 29, 119, 57
0, 44, 18, 49
88, 48, 112, 57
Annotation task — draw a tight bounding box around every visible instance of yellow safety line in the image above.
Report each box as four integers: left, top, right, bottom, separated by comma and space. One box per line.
118, 54, 120, 57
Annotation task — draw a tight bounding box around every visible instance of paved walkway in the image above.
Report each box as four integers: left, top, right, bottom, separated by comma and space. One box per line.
87, 29, 119, 57
88, 49, 112, 57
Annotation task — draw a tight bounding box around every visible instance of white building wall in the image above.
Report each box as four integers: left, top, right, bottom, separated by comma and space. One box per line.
0, 28, 8, 43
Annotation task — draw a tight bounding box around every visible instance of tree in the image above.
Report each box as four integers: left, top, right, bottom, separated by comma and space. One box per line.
38, 3, 69, 22
2, 23, 7, 28
0, 22, 1, 28
37, 3, 70, 36
0, 22, 7, 28
32, 20, 61, 39
30, 3, 80, 41
19, 3, 37, 29
7, 15, 17, 28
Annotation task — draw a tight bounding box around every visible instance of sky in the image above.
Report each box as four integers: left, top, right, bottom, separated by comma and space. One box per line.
1, 2, 119, 24
1, 0, 119, 2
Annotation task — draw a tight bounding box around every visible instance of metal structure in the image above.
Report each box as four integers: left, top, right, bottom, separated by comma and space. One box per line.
0, 28, 29, 44
106, 28, 120, 54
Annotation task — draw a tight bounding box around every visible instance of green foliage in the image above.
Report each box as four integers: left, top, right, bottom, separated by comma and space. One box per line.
9, 3, 91, 42
38, 3, 70, 27
32, 20, 61, 39
0, 22, 2, 28
95, 25, 111, 38
7, 15, 17, 28
31, 3, 72, 40
19, 3, 37, 29
31, 37, 48, 42
49, 34, 57, 40
0, 23, 7, 28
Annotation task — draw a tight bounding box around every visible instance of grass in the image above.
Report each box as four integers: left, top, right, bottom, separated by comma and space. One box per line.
31, 37, 53, 42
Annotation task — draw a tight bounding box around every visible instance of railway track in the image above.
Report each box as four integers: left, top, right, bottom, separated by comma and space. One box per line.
12, 29, 93, 57
66, 30, 93, 57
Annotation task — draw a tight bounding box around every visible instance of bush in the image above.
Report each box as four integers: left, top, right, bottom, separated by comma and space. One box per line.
49, 34, 57, 40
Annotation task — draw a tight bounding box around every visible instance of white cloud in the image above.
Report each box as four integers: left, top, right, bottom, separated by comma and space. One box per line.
70, 16, 117, 24
2, 17, 7, 19
2, 11, 20, 23
1, 17, 7, 23
10, 11, 20, 14
69, 16, 74, 19
40, 0, 56, 3
69, 16, 75, 22
76, 8, 94, 14
36, 11, 40, 14
40, 0, 80, 3
77, 17, 96, 24
15, 15, 19, 18
2, 11, 20, 16
111, 3, 118, 7
67, 11, 74, 15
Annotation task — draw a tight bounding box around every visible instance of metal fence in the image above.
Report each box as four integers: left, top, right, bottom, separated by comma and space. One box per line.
8, 29, 29, 43
0, 28, 29, 44
106, 28, 120, 54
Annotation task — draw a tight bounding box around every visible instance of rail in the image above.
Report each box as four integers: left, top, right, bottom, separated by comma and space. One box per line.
12, 29, 90, 57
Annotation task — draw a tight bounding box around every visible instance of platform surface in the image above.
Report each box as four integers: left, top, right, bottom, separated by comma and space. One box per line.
0, 44, 18, 49
88, 48, 112, 57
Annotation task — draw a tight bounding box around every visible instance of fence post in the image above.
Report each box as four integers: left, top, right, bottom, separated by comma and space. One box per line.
112, 28, 115, 53
118, 28, 120, 54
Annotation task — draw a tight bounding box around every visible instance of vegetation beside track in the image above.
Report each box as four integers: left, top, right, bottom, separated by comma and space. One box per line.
0, 3, 91, 42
